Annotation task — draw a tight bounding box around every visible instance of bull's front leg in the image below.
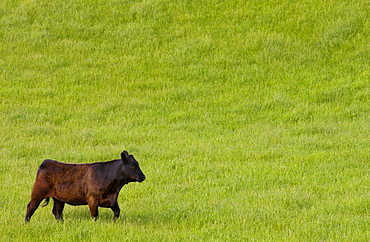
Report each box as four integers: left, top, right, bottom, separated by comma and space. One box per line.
111, 201, 120, 221
87, 197, 99, 221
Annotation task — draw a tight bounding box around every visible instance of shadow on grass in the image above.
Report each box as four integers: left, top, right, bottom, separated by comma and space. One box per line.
59, 206, 155, 225
43, 204, 192, 226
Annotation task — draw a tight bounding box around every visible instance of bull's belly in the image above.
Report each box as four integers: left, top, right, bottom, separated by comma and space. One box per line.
66, 201, 88, 206
54, 195, 115, 207
53, 194, 88, 205
52, 183, 87, 205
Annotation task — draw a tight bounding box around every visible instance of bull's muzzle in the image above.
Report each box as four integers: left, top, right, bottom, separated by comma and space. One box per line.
138, 175, 145, 182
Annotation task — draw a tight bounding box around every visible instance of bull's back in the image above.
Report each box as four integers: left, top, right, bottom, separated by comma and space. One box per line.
33, 160, 91, 204
37, 160, 90, 180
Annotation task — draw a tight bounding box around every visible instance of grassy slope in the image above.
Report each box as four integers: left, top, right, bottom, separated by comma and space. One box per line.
1, 0, 369, 241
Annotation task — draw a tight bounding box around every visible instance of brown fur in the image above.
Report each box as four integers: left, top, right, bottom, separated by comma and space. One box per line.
25, 151, 145, 222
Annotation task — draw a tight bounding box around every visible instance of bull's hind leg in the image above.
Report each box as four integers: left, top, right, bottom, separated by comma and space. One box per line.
52, 198, 65, 221
111, 201, 120, 221
25, 198, 43, 222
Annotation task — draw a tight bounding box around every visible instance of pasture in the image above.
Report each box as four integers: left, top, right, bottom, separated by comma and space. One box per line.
1, 0, 369, 241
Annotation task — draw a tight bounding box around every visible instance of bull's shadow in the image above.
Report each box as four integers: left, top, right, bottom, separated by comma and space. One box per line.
62, 207, 151, 224
50, 203, 194, 224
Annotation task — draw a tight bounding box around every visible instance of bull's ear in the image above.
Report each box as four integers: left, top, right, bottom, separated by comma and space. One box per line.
121, 151, 129, 164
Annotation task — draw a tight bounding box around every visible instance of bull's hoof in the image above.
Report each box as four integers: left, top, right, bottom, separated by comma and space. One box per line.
56, 218, 64, 222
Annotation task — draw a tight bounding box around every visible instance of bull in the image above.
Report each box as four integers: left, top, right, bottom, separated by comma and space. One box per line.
25, 151, 145, 222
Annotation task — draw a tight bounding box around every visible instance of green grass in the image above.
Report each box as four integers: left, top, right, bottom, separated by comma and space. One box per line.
1, 0, 369, 241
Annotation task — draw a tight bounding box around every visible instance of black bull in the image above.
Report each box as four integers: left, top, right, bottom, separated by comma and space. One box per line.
25, 151, 145, 222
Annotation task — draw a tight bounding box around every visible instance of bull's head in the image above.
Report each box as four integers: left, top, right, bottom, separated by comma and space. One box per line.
121, 151, 146, 183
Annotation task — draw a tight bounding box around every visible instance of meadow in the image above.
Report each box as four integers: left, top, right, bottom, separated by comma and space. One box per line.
0, 0, 369, 241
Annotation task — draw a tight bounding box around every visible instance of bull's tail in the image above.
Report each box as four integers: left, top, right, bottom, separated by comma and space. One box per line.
41, 197, 50, 207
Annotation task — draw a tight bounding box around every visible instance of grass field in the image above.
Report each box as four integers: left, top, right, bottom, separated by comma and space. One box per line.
1, 0, 369, 241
